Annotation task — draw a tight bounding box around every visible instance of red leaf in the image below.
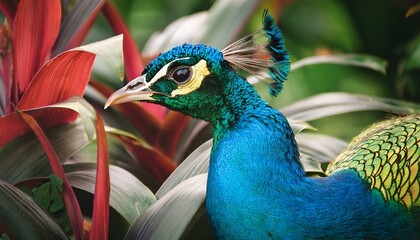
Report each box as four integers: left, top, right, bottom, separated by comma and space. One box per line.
12, 0, 61, 99
117, 135, 177, 183
0, 108, 76, 148
89, 112, 110, 240
157, 111, 192, 158
102, 2, 167, 120
90, 80, 161, 144
17, 50, 95, 124
55, 0, 106, 53
101, 2, 143, 81
17, 111, 84, 240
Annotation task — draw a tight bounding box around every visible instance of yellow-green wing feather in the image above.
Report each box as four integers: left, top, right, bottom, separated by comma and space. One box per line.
326, 115, 420, 209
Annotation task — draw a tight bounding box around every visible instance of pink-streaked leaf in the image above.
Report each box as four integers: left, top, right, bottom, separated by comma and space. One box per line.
53, 0, 105, 55
12, 0, 61, 99
157, 111, 192, 158
89, 80, 161, 143
17, 50, 95, 110
102, 2, 167, 120
16, 50, 95, 128
0, 96, 95, 149
17, 111, 84, 240
0, 108, 76, 148
89, 113, 110, 240
0, 0, 17, 27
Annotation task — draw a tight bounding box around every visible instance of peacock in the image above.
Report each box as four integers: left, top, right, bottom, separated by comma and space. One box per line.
105, 10, 420, 239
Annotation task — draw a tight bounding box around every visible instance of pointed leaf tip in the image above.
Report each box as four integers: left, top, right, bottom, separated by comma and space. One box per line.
13, 0, 61, 97
17, 111, 84, 240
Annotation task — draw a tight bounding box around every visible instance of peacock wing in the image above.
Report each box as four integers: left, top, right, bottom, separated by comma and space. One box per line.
326, 115, 420, 209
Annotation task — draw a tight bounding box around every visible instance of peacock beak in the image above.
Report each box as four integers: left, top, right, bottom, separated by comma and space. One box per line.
104, 74, 157, 109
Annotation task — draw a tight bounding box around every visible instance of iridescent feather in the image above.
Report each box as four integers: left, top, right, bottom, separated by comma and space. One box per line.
327, 115, 420, 209
222, 10, 290, 96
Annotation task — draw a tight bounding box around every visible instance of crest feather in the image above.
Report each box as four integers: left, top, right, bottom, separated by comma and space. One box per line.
221, 10, 290, 96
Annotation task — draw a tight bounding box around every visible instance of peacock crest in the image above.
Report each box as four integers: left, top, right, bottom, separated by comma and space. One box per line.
221, 9, 290, 96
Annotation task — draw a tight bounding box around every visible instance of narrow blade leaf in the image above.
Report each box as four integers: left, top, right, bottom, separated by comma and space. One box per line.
90, 80, 161, 143
0, 96, 95, 149
102, 2, 167, 119
76, 35, 125, 81
116, 134, 177, 183
102, 2, 143, 80
156, 139, 211, 198
282, 92, 420, 121
53, 0, 105, 54
125, 174, 207, 240
0, 122, 89, 183
0, 180, 67, 239
17, 112, 84, 240
157, 111, 192, 158
296, 133, 348, 163
142, 0, 261, 54
12, 0, 61, 97
65, 163, 156, 224
17, 50, 95, 110
291, 54, 387, 75
89, 113, 110, 240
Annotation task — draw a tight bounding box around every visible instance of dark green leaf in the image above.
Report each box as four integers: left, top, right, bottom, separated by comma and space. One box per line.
0, 122, 89, 183
0, 180, 67, 239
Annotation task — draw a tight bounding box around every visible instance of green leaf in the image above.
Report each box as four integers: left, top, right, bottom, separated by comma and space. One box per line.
17, 111, 84, 240
125, 174, 207, 240
282, 92, 420, 121
291, 54, 387, 75
64, 163, 156, 224
1, 233, 11, 240
0, 121, 90, 184
142, 0, 260, 55
30, 175, 71, 236
0, 180, 67, 239
0, 96, 95, 150
156, 139, 211, 198
32, 175, 65, 213
76, 34, 125, 81
102, 2, 143, 80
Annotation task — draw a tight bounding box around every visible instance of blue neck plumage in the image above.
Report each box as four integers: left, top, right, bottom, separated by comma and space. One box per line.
210, 71, 305, 186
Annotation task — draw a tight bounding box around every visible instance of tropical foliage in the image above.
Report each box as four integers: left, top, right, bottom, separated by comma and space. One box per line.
0, 0, 419, 239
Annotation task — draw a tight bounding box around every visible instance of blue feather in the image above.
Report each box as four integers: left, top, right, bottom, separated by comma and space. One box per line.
262, 9, 290, 96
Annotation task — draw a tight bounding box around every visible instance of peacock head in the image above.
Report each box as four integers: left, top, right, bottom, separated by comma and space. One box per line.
105, 10, 290, 122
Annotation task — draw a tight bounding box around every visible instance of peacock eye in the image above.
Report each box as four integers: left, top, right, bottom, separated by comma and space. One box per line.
171, 66, 192, 84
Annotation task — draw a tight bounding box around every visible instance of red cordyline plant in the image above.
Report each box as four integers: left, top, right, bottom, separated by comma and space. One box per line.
0, 0, 174, 239
0, 0, 253, 238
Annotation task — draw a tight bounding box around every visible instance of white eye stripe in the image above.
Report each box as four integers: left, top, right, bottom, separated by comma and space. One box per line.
147, 57, 191, 86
